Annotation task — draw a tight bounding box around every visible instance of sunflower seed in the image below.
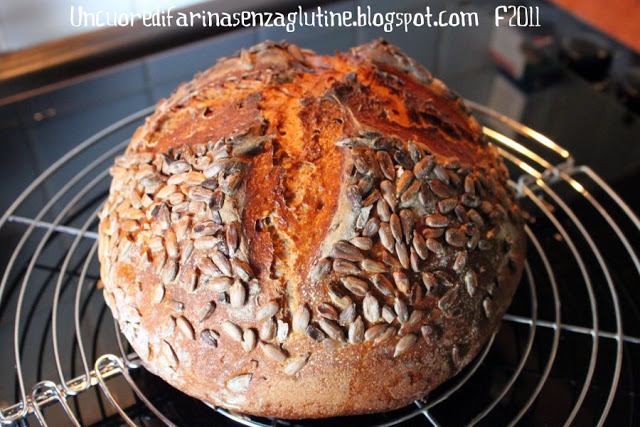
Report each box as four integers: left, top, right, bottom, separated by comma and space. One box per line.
360, 259, 387, 273
426, 238, 444, 256
331, 241, 365, 262
149, 236, 164, 252
339, 303, 356, 325
422, 227, 444, 239
402, 310, 426, 333
380, 250, 403, 270
429, 179, 453, 198
356, 205, 373, 230
152, 251, 166, 274
409, 234, 426, 261
194, 236, 219, 251
156, 184, 177, 200
242, 329, 257, 353
464, 175, 476, 194
260, 318, 276, 341
229, 281, 246, 308
362, 217, 380, 238
371, 274, 395, 297
225, 224, 239, 256
394, 334, 417, 357
306, 324, 326, 342
293, 305, 310, 332
397, 210, 413, 243
467, 209, 484, 228
152, 283, 165, 304
392, 271, 410, 295
346, 316, 364, 344
207, 277, 231, 293
200, 330, 219, 348
409, 248, 420, 272
445, 229, 468, 247
221, 320, 243, 342
181, 267, 196, 292
483, 298, 494, 318
212, 250, 232, 276
163, 231, 178, 259
365, 324, 387, 341
197, 302, 215, 322
362, 190, 380, 207
438, 198, 457, 214
333, 259, 361, 276
380, 180, 397, 212
346, 185, 363, 210
168, 191, 185, 206
378, 223, 395, 252
233, 259, 254, 282
407, 140, 424, 163
209, 189, 225, 211
363, 293, 381, 322
461, 193, 480, 208
438, 287, 459, 311
374, 326, 396, 345
381, 305, 396, 323
257, 301, 280, 321
452, 345, 462, 367
227, 373, 252, 392
200, 177, 218, 190
455, 204, 469, 223
396, 171, 414, 196
389, 213, 403, 242
186, 186, 213, 203
464, 270, 478, 296
395, 242, 410, 269
340, 276, 369, 296
376, 151, 396, 180
311, 258, 332, 283
400, 181, 422, 203
425, 213, 450, 228
394, 297, 409, 323
319, 318, 345, 342
141, 175, 162, 188
196, 256, 220, 277
414, 155, 435, 180
422, 272, 438, 291
467, 233, 481, 250
407, 280, 422, 303
162, 259, 178, 283
284, 353, 310, 376
167, 299, 184, 313
351, 237, 374, 252
394, 150, 414, 169
176, 316, 195, 340
434, 164, 450, 185
328, 285, 352, 310
162, 340, 178, 368
168, 160, 191, 175
153, 203, 171, 230
453, 251, 468, 273
376, 199, 391, 222
318, 303, 339, 321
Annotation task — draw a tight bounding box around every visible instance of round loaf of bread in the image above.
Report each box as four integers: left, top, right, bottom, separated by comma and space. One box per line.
98, 39, 526, 419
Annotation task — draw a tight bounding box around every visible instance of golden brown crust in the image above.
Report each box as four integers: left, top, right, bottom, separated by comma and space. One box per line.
98, 39, 526, 419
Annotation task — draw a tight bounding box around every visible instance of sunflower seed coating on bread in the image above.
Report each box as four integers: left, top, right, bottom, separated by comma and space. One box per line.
98, 39, 526, 419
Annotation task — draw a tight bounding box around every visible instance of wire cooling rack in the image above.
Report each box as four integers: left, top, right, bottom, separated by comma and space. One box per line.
0, 102, 638, 426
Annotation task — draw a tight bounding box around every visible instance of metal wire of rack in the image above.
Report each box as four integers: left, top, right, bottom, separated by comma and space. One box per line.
0, 102, 638, 426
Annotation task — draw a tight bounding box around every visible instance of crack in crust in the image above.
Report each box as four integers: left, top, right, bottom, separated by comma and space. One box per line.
98, 39, 526, 419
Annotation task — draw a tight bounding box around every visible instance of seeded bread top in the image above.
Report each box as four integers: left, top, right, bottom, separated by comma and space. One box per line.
98, 39, 526, 418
